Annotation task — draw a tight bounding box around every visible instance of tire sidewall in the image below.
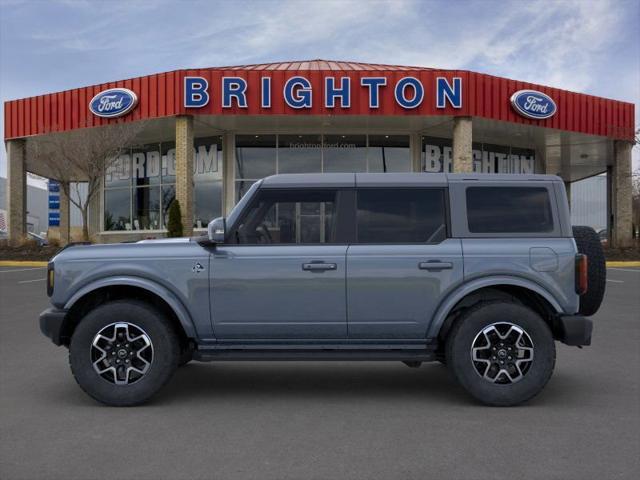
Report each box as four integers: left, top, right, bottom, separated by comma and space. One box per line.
69, 301, 180, 406
446, 302, 556, 406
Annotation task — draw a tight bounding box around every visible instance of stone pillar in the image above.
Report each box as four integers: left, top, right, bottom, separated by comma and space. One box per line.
611, 141, 633, 248
59, 182, 71, 246
175, 115, 194, 236
6, 139, 27, 245
452, 117, 473, 173
222, 133, 235, 216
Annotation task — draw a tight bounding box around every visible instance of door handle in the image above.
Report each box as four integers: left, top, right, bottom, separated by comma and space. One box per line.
418, 261, 453, 271
302, 262, 337, 272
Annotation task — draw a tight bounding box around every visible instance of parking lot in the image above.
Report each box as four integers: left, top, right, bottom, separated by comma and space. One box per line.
1, 265, 639, 480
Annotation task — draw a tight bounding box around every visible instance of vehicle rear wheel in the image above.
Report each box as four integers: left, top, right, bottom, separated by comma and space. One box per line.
572, 225, 606, 316
445, 301, 555, 406
69, 300, 180, 406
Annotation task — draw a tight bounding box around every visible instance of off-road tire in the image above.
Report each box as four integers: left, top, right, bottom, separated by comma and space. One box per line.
69, 300, 180, 406
445, 301, 555, 406
572, 225, 606, 316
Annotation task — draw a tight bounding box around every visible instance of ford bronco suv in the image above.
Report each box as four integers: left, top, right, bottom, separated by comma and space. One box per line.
40, 173, 605, 406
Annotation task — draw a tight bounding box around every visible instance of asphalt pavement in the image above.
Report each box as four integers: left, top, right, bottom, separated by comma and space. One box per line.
1, 265, 639, 480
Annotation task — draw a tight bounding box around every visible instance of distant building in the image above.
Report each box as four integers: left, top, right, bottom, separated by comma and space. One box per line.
0, 176, 48, 234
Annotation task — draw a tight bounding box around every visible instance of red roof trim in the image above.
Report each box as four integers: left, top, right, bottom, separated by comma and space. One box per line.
3, 60, 635, 141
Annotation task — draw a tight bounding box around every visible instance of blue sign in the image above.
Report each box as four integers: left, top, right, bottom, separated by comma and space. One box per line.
48, 212, 60, 227
510, 90, 557, 120
48, 181, 60, 193
49, 199, 60, 210
89, 88, 138, 118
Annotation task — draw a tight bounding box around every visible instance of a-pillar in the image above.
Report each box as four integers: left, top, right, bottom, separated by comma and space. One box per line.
610, 141, 633, 247
59, 182, 70, 246
175, 115, 194, 236
6, 139, 27, 245
452, 117, 473, 173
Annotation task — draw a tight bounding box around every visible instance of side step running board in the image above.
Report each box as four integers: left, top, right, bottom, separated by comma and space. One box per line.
193, 349, 437, 362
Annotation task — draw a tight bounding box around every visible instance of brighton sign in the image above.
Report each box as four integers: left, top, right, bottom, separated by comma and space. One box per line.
89, 88, 138, 118
183, 76, 464, 110
510, 89, 557, 120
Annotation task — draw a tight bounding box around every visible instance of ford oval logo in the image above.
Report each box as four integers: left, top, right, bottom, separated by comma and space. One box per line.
510, 89, 556, 120
89, 88, 138, 118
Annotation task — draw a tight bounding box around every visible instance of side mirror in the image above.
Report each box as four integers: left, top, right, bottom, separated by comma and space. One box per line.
207, 217, 226, 244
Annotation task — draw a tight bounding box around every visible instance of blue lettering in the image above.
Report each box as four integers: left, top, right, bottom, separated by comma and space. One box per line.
360, 77, 387, 108
222, 77, 248, 108
283, 76, 312, 109
325, 77, 351, 108
184, 76, 209, 108
394, 77, 424, 109
261, 77, 271, 108
436, 77, 462, 108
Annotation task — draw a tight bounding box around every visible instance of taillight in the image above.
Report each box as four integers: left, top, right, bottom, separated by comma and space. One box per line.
47, 262, 54, 297
575, 254, 588, 295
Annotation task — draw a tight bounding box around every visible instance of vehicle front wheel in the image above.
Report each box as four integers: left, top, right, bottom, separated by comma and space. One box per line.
445, 301, 555, 406
69, 300, 180, 406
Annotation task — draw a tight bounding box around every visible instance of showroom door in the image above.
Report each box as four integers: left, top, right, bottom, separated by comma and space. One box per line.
210, 188, 348, 339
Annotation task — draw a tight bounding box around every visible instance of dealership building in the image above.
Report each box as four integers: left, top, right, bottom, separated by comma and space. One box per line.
3, 60, 636, 246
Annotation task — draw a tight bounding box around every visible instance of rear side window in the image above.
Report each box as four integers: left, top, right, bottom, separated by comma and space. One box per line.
466, 187, 554, 233
356, 188, 447, 243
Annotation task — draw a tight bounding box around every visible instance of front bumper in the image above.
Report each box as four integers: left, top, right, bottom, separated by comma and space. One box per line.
39, 307, 68, 346
555, 315, 593, 346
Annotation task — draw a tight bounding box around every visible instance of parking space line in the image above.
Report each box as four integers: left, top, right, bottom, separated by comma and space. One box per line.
606, 279, 624, 283
17, 278, 46, 284
0, 267, 46, 273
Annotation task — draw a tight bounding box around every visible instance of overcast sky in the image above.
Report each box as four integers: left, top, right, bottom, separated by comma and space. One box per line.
1, 0, 638, 181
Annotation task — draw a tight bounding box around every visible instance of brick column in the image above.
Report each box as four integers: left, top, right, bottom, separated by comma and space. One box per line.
611, 141, 633, 248
59, 182, 70, 246
452, 116, 473, 173
175, 115, 194, 236
6, 139, 27, 245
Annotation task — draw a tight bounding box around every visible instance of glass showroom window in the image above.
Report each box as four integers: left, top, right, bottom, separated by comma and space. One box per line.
104, 153, 132, 231
193, 136, 223, 229
368, 135, 411, 172
234, 134, 411, 202
103, 137, 223, 232
235, 135, 277, 203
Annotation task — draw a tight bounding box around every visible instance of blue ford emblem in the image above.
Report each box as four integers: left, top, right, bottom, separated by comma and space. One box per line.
89, 88, 138, 118
510, 90, 556, 120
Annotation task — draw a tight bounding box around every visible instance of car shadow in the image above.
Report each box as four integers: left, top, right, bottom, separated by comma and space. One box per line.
152, 362, 470, 406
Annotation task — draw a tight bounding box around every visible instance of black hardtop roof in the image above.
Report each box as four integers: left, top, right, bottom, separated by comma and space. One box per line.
260, 173, 562, 188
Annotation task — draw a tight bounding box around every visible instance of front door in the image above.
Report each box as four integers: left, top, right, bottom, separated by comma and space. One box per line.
346, 187, 463, 339
210, 188, 348, 339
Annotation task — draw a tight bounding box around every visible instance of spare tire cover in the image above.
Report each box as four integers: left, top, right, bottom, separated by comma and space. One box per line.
572, 226, 606, 316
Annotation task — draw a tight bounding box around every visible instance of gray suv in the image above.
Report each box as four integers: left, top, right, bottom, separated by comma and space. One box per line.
39, 173, 605, 406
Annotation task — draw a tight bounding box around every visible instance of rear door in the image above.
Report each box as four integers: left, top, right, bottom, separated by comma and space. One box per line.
346, 186, 463, 339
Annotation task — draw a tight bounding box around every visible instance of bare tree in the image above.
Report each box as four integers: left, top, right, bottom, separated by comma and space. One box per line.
27, 121, 144, 241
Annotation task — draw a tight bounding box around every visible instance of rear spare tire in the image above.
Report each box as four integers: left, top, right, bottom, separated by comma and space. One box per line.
572, 226, 606, 316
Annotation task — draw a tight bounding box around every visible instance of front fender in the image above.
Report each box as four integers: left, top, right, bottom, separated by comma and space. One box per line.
64, 276, 198, 338
426, 275, 564, 338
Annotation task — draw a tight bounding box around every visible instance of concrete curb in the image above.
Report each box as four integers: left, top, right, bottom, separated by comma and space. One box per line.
0, 261, 48, 267
2, 260, 639, 268
606, 261, 640, 267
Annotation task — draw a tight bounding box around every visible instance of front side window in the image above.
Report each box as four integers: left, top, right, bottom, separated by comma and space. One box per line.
233, 189, 337, 245
356, 188, 447, 243
466, 187, 554, 233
